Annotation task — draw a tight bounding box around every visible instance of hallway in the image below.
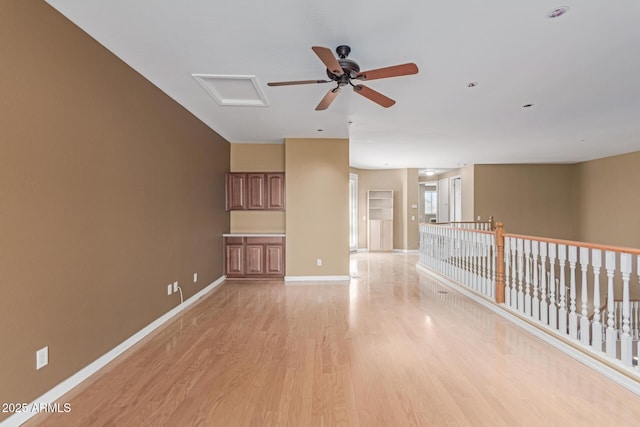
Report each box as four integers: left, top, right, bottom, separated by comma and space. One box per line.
27, 253, 640, 426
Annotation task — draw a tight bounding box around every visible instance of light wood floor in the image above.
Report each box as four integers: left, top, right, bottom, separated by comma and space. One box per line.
26, 253, 640, 426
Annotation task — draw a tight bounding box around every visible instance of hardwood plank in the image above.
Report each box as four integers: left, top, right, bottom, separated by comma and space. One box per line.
25, 253, 640, 426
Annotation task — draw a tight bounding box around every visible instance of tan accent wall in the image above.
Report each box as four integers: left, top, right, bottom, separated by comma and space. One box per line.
0, 1, 229, 416
229, 144, 286, 233
575, 151, 640, 247
285, 139, 349, 277
473, 164, 576, 239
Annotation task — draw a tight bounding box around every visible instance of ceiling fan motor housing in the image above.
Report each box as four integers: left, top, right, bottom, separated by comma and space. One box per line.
327, 58, 360, 84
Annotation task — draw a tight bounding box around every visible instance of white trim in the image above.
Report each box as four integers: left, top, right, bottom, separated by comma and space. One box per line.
192, 74, 269, 107
2, 276, 227, 427
284, 275, 350, 284
393, 249, 419, 253
415, 264, 640, 397
356, 248, 369, 253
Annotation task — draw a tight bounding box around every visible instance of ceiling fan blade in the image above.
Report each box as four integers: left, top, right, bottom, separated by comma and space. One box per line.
315, 87, 341, 111
267, 79, 331, 87
356, 63, 419, 81
353, 84, 395, 108
312, 46, 344, 76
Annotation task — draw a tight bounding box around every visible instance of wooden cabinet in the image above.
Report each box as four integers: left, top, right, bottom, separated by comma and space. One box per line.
225, 172, 285, 211
247, 173, 266, 210
224, 236, 285, 279
368, 190, 393, 252
225, 174, 246, 210
266, 173, 286, 210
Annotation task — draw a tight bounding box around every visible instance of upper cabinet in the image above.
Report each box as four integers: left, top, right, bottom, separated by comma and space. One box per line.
226, 172, 285, 211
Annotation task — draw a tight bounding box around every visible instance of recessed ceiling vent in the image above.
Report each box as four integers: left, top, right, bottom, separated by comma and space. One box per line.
192, 74, 269, 107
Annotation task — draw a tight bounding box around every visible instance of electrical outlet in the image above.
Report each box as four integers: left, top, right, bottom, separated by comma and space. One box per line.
193, 273, 198, 283
173, 281, 178, 292
167, 284, 172, 295
316, 258, 322, 267
36, 346, 48, 370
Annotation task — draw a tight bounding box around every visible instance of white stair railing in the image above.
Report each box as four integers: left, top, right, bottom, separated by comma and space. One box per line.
418, 223, 496, 300
501, 233, 640, 371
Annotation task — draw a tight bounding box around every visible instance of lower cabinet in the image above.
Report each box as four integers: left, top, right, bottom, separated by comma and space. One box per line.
225, 236, 285, 279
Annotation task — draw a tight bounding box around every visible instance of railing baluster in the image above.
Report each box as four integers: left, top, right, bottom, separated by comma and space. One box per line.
605, 251, 616, 358
491, 233, 496, 299
482, 234, 488, 296
591, 249, 602, 352
511, 237, 518, 309
620, 253, 632, 366
524, 239, 532, 316
517, 238, 524, 312
579, 247, 590, 345
505, 237, 511, 307
548, 243, 558, 330
540, 242, 548, 325
568, 245, 578, 340
532, 241, 540, 321
558, 244, 567, 334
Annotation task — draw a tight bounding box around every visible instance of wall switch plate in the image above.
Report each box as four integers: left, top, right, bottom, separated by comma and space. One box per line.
36, 346, 48, 370
167, 284, 172, 295
193, 273, 197, 283
316, 258, 322, 267
173, 281, 178, 292
411, 216, 415, 221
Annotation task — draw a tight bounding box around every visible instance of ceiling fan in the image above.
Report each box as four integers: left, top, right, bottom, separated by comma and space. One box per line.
267, 45, 419, 110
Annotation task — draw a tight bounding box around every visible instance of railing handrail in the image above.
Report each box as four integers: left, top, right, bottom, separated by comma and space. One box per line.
420, 223, 495, 235
504, 232, 640, 256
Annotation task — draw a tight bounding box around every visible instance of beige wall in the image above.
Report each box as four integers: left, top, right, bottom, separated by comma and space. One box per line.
229, 144, 285, 233
351, 168, 419, 251
0, 1, 229, 418
435, 166, 475, 222
404, 169, 420, 250
230, 143, 285, 171
473, 164, 576, 239
285, 139, 349, 277
575, 151, 640, 247
352, 168, 403, 249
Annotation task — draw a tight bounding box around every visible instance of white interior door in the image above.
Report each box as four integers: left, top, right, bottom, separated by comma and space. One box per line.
437, 178, 449, 222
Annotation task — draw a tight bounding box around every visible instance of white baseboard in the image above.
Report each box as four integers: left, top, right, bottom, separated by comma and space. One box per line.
356, 248, 369, 253
393, 249, 419, 253
2, 275, 227, 427
284, 275, 350, 284
415, 263, 640, 397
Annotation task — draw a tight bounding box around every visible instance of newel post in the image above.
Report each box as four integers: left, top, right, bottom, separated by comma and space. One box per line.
495, 222, 506, 304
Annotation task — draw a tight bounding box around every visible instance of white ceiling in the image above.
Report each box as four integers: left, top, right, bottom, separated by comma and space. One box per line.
45, 0, 640, 170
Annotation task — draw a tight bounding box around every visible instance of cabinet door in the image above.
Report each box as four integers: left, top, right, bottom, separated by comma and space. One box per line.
226, 173, 246, 210
369, 219, 382, 251
265, 244, 284, 276
266, 173, 286, 210
247, 173, 266, 210
245, 244, 265, 275
226, 244, 244, 277
381, 219, 393, 251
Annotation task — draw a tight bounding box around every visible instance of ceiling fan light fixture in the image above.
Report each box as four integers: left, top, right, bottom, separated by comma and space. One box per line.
547, 6, 569, 19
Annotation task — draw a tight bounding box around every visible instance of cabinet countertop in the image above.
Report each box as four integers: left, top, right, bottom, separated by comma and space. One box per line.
223, 233, 286, 237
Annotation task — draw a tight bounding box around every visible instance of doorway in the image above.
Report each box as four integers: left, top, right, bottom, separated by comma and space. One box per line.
349, 173, 358, 252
